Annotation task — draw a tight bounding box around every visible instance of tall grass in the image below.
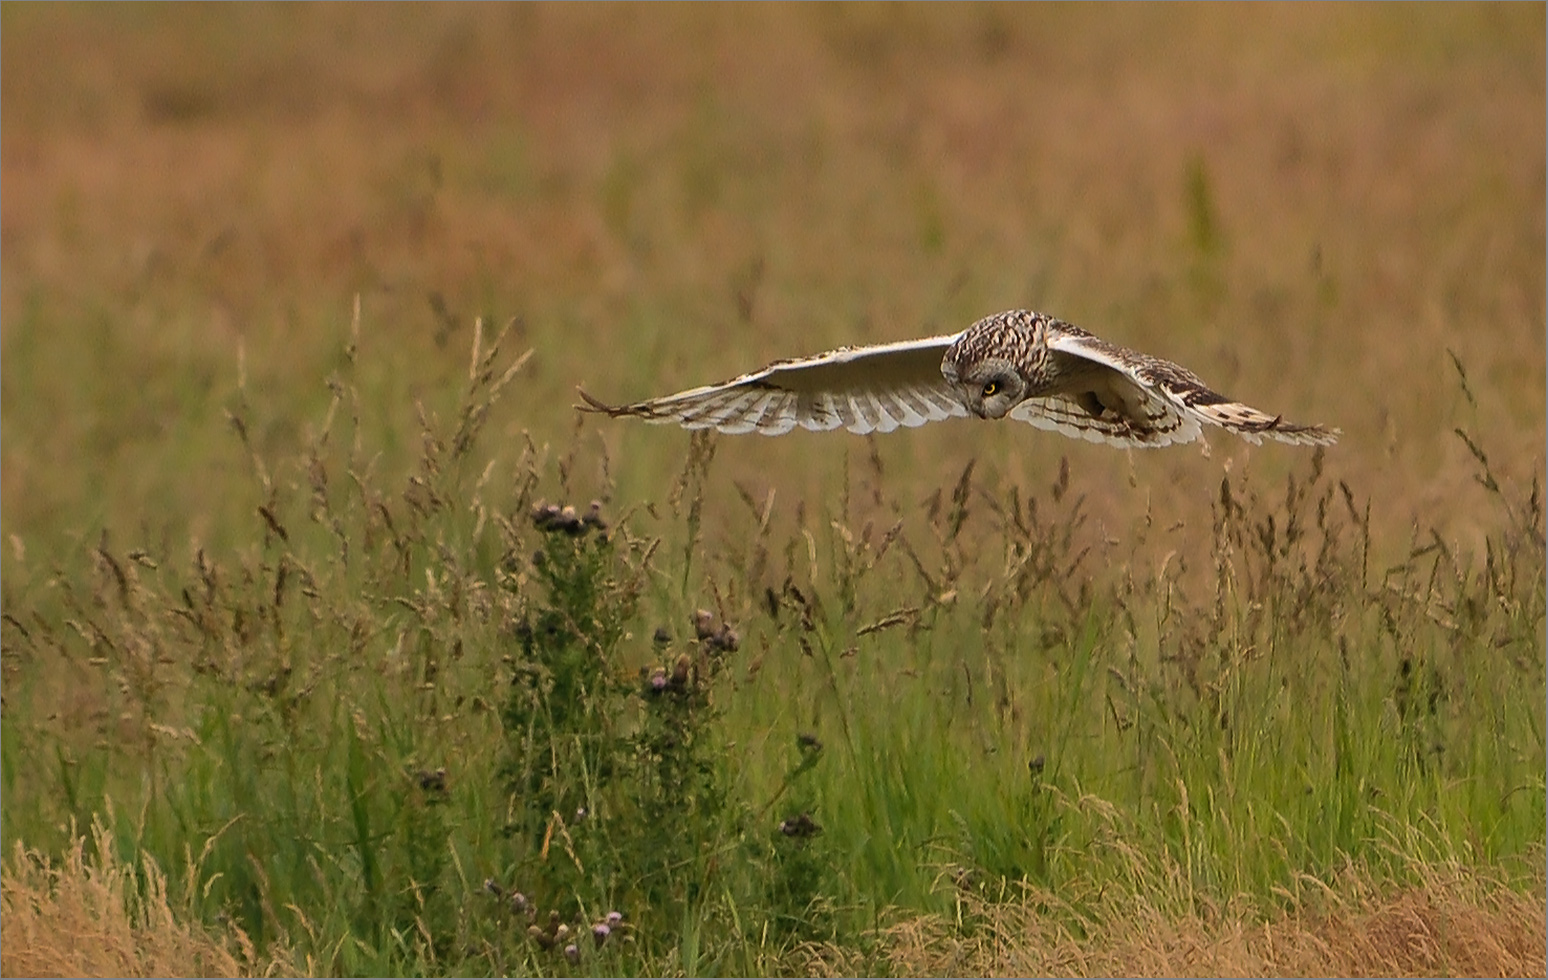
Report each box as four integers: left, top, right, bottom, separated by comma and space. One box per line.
1, 6, 1542, 975
1, 312, 1540, 975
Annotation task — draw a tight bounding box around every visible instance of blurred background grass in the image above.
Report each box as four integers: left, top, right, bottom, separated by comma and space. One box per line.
1, 4, 1544, 976
2, 3, 1542, 562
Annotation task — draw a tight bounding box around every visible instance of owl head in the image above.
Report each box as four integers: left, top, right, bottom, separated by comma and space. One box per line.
941, 355, 1026, 419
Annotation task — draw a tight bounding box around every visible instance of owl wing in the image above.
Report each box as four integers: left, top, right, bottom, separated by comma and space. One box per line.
1009, 325, 1339, 448
578, 334, 969, 435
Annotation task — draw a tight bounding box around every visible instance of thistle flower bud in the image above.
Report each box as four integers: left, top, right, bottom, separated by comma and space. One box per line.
583, 499, 607, 530
564, 943, 580, 964
416, 767, 447, 793
779, 811, 821, 838
560, 505, 586, 535
671, 652, 692, 685
605, 910, 623, 928
592, 922, 611, 946
530, 502, 563, 530
693, 608, 716, 639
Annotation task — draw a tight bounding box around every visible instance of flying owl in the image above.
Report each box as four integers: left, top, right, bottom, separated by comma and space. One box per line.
579, 310, 1337, 449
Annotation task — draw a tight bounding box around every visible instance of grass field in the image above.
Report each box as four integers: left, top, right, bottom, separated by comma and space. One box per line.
2, 4, 1544, 976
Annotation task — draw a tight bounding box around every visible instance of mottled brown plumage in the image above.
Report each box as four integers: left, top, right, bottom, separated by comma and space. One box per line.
579, 310, 1338, 448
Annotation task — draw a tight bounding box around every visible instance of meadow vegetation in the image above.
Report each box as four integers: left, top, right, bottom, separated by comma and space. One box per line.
2, 5, 1544, 976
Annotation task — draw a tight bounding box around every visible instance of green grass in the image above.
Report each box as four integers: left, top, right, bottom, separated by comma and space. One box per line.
2, 312, 1541, 975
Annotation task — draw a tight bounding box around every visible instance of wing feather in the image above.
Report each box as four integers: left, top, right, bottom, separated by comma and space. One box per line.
847, 394, 875, 433
750, 390, 798, 435
682, 389, 757, 429
891, 387, 929, 427
907, 385, 944, 422
1034, 325, 1339, 448
579, 313, 1335, 448
915, 386, 962, 421
1011, 395, 1201, 448
808, 392, 847, 432
873, 392, 905, 433
716, 391, 777, 435
580, 333, 967, 436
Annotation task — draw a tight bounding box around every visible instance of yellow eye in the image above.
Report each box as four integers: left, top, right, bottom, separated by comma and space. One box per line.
982, 381, 999, 397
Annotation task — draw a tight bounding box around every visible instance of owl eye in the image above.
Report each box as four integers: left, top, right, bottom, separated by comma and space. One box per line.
981, 380, 999, 398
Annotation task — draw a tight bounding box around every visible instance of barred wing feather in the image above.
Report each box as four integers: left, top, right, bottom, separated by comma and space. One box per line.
1010, 327, 1339, 448
579, 334, 967, 436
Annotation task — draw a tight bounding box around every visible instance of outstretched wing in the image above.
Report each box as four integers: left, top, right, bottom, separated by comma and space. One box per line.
578, 334, 968, 435
1009, 324, 1339, 448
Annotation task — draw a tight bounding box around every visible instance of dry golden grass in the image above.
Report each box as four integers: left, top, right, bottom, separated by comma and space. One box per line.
815, 854, 1547, 978
3, 826, 1538, 979
0, 820, 294, 979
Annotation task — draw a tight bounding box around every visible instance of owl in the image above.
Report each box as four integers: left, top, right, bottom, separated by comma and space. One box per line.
579, 310, 1337, 448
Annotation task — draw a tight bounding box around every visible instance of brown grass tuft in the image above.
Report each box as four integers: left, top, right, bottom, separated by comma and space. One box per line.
811, 855, 1546, 978
0, 821, 296, 979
